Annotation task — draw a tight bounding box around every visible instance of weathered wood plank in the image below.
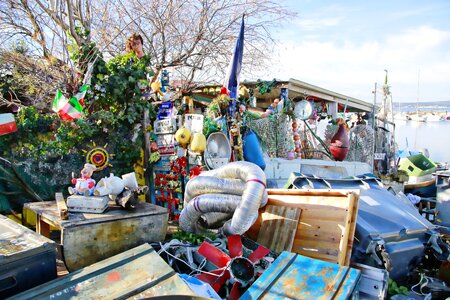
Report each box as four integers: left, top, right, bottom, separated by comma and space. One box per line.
257, 205, 301, 253
55, 193, 68, 220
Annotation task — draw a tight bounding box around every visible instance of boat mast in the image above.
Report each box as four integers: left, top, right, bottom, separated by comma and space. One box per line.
414, 69, 420, 149
371, 82, 377, 172
416, 69, 420, 114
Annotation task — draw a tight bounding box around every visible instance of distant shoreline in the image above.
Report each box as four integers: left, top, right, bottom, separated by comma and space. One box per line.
404, 110, 449, 116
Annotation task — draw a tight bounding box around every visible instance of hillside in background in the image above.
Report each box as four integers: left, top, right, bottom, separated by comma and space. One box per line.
394, 100, 450, 112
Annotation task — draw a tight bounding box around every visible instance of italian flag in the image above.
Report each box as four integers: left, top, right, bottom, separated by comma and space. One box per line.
0, 113, 17, 135
52, 84, 88, 120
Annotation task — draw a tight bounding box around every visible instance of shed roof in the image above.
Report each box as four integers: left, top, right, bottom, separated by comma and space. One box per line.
192, 78, 374, 113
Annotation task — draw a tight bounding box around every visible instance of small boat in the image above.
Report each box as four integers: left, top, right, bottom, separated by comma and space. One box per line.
425, 113, 443, 122
404, 177, 436, 198
398, 153, 437, 197
394, 113, 409, 121
408, 113, 427, 122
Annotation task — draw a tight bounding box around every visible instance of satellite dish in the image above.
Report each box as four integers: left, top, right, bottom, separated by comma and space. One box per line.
294, 100, 313, 120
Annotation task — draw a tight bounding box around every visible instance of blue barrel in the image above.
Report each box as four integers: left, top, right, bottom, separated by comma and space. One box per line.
243, 130, 266, 170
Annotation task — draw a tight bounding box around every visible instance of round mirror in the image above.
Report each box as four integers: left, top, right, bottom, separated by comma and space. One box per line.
294, 100, 313, 120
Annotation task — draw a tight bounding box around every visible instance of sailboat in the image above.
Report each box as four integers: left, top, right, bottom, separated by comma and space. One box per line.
409, 114, 427, 122
393, 102, 409, 121
409, 70, 427, 122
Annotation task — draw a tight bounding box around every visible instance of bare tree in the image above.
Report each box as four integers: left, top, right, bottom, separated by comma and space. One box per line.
0, 0, 92, 61
1, 0, 295, 89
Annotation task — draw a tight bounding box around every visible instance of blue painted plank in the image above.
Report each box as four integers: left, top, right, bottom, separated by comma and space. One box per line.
241, 251, 360, 299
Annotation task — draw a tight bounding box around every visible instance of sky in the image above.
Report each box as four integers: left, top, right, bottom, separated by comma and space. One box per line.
251, 0, 450, 104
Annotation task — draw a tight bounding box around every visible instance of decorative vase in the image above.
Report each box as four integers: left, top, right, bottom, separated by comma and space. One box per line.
329, 124, 349, 161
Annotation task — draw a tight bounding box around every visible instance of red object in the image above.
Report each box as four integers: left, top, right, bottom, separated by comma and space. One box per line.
220, 86, 229, 95
189, 166, 203, 179
196, 235, 270, 299
178, 157, 187, 168
0, 113, 17, 135
227, 235, 243, 257
150, 142, 158, 152
329, 124, 349, 161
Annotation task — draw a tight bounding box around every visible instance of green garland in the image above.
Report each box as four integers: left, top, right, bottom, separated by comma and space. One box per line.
0, 44, 158, 208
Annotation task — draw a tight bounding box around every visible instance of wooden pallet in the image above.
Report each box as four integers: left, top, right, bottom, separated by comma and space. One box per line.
246, 189, 359, 266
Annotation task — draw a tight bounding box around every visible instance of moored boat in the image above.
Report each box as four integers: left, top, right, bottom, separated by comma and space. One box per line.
404, 177, 437, 198
425, 113, 444, 122
398, 153, 437, 197
408, 113, 427, 122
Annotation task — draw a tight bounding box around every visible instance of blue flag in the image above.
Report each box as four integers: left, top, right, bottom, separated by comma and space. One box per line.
221, 16, 244, 100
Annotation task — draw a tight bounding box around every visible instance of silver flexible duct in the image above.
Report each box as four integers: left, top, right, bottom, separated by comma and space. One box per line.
184, 177, 246, 206
180, 194, 241, 233
184, 176, 268, 206
180, 161, 267, 235
195, 191, 268, 229
200, 212, 233, 229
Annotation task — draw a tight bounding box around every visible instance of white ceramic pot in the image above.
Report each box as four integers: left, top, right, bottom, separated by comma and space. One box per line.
95, 174, 125, 196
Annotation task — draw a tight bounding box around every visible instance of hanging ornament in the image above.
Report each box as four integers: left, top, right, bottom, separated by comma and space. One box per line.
329, 118, 350, 161
292, 121, 301, 157
83, 142, 113, 171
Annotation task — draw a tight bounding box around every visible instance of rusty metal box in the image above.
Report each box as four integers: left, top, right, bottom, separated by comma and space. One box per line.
241, 251, 361, 300
9, 243, 196, 300
0, 215, 56, 298
25, 200, 169, 271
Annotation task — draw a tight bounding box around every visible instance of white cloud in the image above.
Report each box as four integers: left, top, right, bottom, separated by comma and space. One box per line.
248, 25, 450, 102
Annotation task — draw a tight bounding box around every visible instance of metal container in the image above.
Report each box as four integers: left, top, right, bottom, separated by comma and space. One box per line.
351, 263, 388, 299
240, 251, 360, 300
289, 174, 449, 283
24, 200, 168, 271
9, 243, 196, 300
435, 170, 450, 226
0, 215, 56, 298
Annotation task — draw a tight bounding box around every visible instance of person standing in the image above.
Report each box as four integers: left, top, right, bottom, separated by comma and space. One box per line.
125, 33, 156, 202
125, 33, 145, 58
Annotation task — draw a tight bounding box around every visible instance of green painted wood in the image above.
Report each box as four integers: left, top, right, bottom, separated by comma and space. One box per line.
9, 244, 195, 300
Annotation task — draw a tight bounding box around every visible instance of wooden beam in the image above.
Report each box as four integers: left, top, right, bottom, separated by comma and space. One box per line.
55, 192, 69, 220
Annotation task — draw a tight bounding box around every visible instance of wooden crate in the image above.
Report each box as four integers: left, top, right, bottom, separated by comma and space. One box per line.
246, 189, 359, 266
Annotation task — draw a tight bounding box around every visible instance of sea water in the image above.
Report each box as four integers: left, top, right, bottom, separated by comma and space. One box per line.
394, 102, 450, 164
395, 120, 450, 164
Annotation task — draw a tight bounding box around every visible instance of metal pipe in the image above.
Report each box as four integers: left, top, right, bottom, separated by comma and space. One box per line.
180, 194, 241, 233
180, 161, 267, 235
184, 177, 246, 206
